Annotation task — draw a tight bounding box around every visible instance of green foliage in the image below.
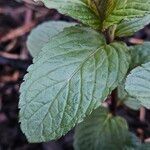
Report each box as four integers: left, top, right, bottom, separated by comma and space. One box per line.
102, 0, 150, 29
116, 15, 150, 37
74, 108, 149, 150
129, 42, 150, 69
125, 62, 150, 109
117, 82, 142, 110
19, 26, 130, 142
138, 144, 150, 150
117, 42, 150, 110
40, 0, 150, 30
19, 0, 150, 148
74, 107, 139, 150
27, 21, 76, 57
38, 0, 101, 29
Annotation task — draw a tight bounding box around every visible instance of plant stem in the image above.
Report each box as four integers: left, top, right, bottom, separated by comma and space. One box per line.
140, 107, 146, 122
107, 25, 117, 43
109, 89, 117, 115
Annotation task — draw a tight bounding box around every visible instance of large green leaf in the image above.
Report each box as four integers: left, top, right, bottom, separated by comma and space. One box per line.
27, 21, 76, 57
125, 62, 150, 109
19, 26, 130, 142
116, 15, 150, 37
39, 0, 101, 29
19, 27, 129, 142
74, 107, 139, 150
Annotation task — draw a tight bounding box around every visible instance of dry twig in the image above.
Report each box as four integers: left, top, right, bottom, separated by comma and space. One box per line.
0, 21, 36, 43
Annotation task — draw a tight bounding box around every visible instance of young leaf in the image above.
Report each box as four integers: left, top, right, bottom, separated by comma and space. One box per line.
125, 62, 150, 109
74, 107, 138, 150
27, 21, 76, 58
103, 0, 150, 29
39, 0, 101, 29
19, 26, 130, 142
116, 15, 150, 37
38, 0, 150, 30
92, 0, 118, 22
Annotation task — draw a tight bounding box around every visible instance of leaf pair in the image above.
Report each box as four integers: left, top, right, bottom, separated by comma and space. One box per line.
39, 0, 150, 32
19, 22, 130, 142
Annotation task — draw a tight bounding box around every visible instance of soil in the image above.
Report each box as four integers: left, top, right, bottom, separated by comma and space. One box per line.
0, 0, 150, 150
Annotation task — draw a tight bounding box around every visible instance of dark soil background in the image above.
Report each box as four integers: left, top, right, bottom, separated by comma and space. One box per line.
0, 0, 150, 150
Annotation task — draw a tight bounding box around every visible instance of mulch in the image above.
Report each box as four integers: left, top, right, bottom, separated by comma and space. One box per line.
0, 0, 150, 150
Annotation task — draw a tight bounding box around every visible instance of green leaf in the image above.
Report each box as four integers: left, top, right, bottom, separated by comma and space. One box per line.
117, 42, 150, 110
129, 42, 150, 69
74, 107, 138, 150
39, 0, 101, 29
123, 96, 141, 110
116, 15, 150, 37
27, 21, 76, 57
127, 133, 141, 149
19, 26, 130, 142
118, 82, 142, 110
138, 144, 150, 150
92, 0, 119, 22
39, 0, 150, 30
125, 62, 150, 109
103, 0, 150, 29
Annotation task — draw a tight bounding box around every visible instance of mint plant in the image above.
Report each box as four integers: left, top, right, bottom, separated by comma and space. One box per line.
19, 0, 150, 149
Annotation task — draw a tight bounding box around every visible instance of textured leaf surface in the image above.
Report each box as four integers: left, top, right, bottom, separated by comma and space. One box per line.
117, 42, 150, 110
116, 15, 150, 37
39, 0, 101, 29
99, 0, 150, 30
39, 0, 150, 30
129, 42, 150, 69
19, 26, 130, 142
91, 0, 118, 22
125, 62, 150, 109
102, 0, 150, 29
74, 107, 138, 150
27, 21, 76, 57
118, 82, 141, 110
